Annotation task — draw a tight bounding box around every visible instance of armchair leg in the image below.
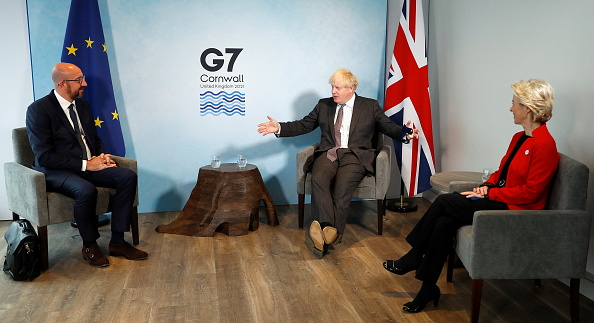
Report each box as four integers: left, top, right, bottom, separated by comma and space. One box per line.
447, 247, 456, 283
376, 199, 385, 235
298, 194, 305, 229
131, 206, 140, 246
470, 279, 483, 323
570, 278, 580, 323
38, 226, 49, 271
12, 212, 19, 221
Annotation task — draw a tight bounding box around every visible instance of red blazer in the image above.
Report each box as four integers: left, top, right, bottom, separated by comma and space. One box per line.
486, 124, 559, 210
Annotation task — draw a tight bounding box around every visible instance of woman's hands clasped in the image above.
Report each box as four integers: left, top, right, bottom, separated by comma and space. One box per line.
460, 185, 489, 199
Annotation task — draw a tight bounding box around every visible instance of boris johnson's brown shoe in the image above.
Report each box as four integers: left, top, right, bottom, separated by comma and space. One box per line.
322, 226, 340, 245
309, 220, 325, 259
109, 242, 148, 260
82, 245, 110, 267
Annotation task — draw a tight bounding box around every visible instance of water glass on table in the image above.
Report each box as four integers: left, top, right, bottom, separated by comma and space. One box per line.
237, 154, 247, 168
211, 155, 221, 169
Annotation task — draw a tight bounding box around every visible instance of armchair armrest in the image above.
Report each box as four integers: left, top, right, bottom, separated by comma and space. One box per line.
111, 155, 137, 173
296, 143, 319, 194
4, 162, 49, 226
450, 181, 483, 193
110, 155, 139, 206
465, 209, 592, 279
374, 145, 392, 198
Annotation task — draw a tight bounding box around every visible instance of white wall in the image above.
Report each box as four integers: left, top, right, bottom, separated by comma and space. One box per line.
0, 1, 34, 220
427, 0, 594, 294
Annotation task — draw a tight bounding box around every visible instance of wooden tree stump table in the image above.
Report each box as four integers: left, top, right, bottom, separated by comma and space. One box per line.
156, 163, 278, 236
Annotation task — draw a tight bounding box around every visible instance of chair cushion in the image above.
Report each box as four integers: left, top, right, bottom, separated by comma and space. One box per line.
457, 210, 591, 280
352, 176, 376, 198
303, 173, 377, 198
454, 225, 473, 269
46, 188, 114, 224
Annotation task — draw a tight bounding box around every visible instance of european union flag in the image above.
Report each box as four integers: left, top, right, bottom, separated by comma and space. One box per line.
61, 0, 125, 156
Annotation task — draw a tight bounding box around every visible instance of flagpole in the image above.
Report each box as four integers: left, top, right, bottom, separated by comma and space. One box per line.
384, 0, 435, 211
387, 179, 418, 213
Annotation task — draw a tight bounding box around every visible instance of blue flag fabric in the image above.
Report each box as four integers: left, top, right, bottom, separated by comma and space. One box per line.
61, 0, 125, 156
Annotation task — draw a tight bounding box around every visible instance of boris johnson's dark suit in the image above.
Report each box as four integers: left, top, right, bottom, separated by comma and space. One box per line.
279, 94, 407, 233
26, 90, 137, 242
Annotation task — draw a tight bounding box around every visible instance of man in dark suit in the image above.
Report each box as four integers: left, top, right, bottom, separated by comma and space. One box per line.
258, 68, 418, 258
26, 62, 148, 267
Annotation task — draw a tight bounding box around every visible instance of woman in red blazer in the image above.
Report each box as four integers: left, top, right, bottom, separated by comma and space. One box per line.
383, 79, 559, 313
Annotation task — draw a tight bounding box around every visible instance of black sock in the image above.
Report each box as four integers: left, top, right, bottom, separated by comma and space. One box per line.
83, 240, 97, 248
110, 232, 125, 244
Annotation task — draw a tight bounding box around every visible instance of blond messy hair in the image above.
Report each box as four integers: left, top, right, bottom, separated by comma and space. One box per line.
329, 68, 359, 90
511, 79, 554, 123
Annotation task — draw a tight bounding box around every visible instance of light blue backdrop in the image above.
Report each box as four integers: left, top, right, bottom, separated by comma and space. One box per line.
27, 0, 388, 212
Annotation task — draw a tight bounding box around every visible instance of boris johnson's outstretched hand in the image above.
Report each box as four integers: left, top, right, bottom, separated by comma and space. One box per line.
257, 116, 280, 136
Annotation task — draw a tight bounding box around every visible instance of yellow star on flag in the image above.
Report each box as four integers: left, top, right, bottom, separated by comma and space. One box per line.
85, 37, 94, 48
66, 44, 78, 56
102, 44, 107, 52
94, 116, 104, 128
111, 110, 119, 120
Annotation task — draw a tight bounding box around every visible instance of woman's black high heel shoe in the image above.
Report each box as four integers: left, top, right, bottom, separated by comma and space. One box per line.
383, 249, 421, 275
403, 285, 441, 313
383, 259, 418, 275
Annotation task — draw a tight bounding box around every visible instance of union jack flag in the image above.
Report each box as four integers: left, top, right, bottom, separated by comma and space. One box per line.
384, 0, 435, 196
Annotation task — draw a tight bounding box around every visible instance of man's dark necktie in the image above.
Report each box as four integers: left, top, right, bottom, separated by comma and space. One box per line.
68, 104, 88, 160
327, 104, 344, 162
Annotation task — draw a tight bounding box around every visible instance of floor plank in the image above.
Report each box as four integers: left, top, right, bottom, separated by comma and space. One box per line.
0, 198, 593, 322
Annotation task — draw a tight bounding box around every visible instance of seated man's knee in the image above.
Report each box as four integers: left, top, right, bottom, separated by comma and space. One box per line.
311, 167, 335, 186
122, 168, 138, 183
114, 167, 138, 188
76, 183, 98, 202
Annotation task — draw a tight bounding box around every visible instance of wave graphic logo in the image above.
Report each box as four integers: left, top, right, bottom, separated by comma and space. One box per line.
200, 91, 245, 116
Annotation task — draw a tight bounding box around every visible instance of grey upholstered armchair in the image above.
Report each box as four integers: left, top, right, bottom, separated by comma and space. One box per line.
445, 153, 592, 323
296, 133, 391, 235
3, 127, 140, 271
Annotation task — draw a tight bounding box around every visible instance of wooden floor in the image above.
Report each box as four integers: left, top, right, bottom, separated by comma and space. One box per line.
1, 198, 594, 322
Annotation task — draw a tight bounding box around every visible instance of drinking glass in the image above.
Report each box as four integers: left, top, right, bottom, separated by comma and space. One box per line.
237, 154, 247, 168
211, 154, 221, 169
482, 168, 492, 182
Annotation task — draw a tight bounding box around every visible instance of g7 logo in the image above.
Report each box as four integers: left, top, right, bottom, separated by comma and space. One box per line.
200, 48, 243, 72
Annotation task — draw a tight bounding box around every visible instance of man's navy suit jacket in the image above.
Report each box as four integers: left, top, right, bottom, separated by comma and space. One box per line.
26, 90, 104, 189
